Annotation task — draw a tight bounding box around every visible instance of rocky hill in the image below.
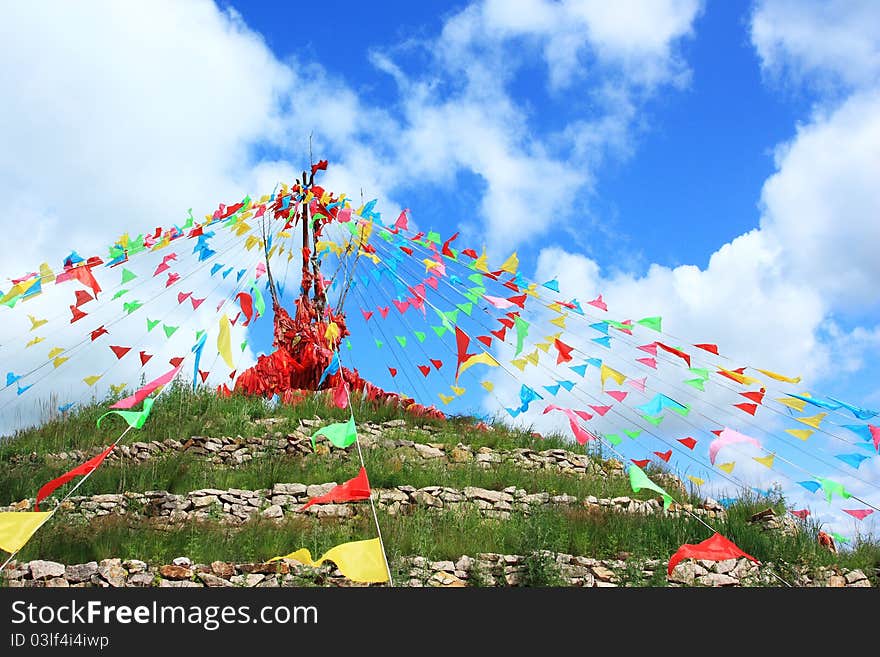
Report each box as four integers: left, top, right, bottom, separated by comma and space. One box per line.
2, 388, 878, 587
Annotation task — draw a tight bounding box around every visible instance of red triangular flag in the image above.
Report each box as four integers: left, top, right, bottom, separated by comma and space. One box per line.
554, 339, 574, 365
300, 467, 371, 511
710, 429, 723, 436
378, 306, 390, 319
74, 289, 94, 307
694, 343, 719, 355
400, 246, 413, 256
490, 327, 507, 341
477, 335, 493, 347
573, 410, 593, 422
429, 359, 443, 370
35, 444, 115, 511
139, 351, 152, 366
361, 310, 374, 321
462, 248, 478, 259
69, 305, 87, 323
656, 342, 691, 367
388, 367, 398, 378
740, 389, 765, 404
507, 294, 527, 308
109, 345, 130, 359
589, 404, 611, 416
842, 509, 874, 520
631, 459, 651, 468
678, 437, 697, 450
734, 402, 758, 416
90, 325, 108, 341
153, 261, 171, 276
790, 509, 810, 520
418, 365, 431, 377
198, 370, 210, 382
498, 317, 514, 329
454, 326, 474, 381
177, 291, 192, 304
654, 450, 672, 462
190, 296, 205, 310
668, 533, 758, 575
169, 356, 184, 367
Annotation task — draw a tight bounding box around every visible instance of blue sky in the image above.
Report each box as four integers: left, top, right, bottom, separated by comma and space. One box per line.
1, 1, 879, 539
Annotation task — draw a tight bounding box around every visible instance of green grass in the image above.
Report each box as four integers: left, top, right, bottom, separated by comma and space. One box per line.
0, 381, 587, 457
0, 448, 646, 506
10, 506, 878, 586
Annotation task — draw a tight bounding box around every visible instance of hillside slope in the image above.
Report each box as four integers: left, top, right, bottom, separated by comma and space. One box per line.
2, 386, 878, 587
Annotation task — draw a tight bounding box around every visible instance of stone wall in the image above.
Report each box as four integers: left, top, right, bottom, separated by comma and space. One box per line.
2, 554, 872, 588
1, 482, 724, 524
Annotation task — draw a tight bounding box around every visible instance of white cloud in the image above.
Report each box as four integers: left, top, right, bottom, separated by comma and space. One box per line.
751, 0, 880, 93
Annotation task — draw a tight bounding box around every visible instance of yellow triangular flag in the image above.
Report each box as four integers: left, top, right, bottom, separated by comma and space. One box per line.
796, 412, 827, 429
26, 336, 45, 348
438, 393, 454, 405
717, 367, 760, 386
547, 302, 563, 313
459, 351, 500, 377
755, 368, 801, 384
525, 350, 540, 366
39, 262, 55, 284
785, 428, 814, 441
324, 322, 340, 343
718, 462, 735, 473
83, 375, 102, 386
753, 454, 775, 468
48, 347, 64, 359
109, 383, 127, 395
687, 475, 704, 486
500, 251, 519, 274
524, 283, 539, 298
53, 356, 69, 368
480, 381, 494, 392
28, 314, 48, 331
0, 512, 52, 553
244, 235, 259, 251
550, 315, 567, 329
451, 385, 466, 396
218, 314, 235, 370
777, 396, 808, 412
474, 248, 489, 273
511, 358, 527, 371
536, 342, 551, 353
600, 364, 626, 388
270, 538, 388, 583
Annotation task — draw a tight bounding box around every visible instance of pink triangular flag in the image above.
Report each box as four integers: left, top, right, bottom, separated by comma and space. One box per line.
636, 357, 657, 369
587, 294, 607, 311
606, 390, 628, 402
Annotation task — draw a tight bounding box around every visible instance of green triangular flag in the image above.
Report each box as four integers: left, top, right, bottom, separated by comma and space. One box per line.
123, 301, 142, 314
414, 331, 426, 343
121, 269, 137, 284
249, 280, 265, 317
182, 208, 194, 230
689, 367, 710, 380
456, 302, 473, 316
636, 316, 662, 332
346, 339, 352, 350
444, 310, 460, 324
426, 231, 441, 244
462, 291, 480, 303
467, 273, 484, 285
146, 318, 159, 332
624, 429, 642, 439
642, 414, 665, 426
112, 289, 129, 300
195, 329, 206, 341
395, 336, 407, 348
163, 324, 178, 338
514, 315, 530, 356
374, 339, 383, 349
684, 378, 706, 391
818, 478, 851, 503
606, 433, 623, 446
431, 325, 448, 338
97, 397, 155, 430
311, 416, 357, 450
628, 463, 672, 510
670, 403, 691, 417
240, 340, 248, 352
